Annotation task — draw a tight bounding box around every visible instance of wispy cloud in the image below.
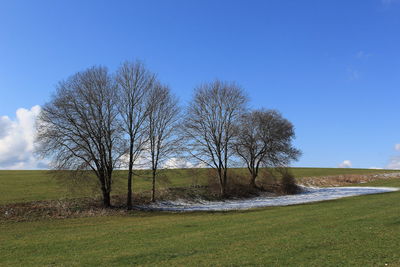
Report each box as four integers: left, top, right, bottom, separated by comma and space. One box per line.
386, 156, 400, 169
382, 0, 399, 4
384, 144, 400, 169
347, 67, 360, 80
355, 51, 371, 60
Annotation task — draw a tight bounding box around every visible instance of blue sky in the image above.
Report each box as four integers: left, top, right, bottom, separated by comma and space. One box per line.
1, 0, 400, 169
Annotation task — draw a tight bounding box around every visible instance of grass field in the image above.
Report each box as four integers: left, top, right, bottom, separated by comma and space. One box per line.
1, 177, 399, 266
0, 168, 397, 205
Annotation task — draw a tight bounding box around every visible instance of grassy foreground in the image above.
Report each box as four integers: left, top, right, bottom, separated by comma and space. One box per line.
1, 178, 399, 266
0, 168, 396, 205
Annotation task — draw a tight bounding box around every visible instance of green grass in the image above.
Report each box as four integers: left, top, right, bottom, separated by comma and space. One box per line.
1, 178, 400, 266
282, 167, 397, 177
353, 177, 400, 187
0, 168, 397, 205
0, 170, 66, 204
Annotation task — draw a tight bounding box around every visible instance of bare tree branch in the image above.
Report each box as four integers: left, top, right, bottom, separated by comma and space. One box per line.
181, 80, 248, 196
146, 83, 181, 202
233, 109, 301, 187
35, 66, 123, 207
115, 60, 155, 209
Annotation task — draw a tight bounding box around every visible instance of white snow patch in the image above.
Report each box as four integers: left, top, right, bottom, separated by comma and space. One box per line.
135, 186, 399, 212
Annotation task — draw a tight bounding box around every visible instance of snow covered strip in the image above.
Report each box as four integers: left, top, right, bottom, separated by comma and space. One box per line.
135, 187, 399, 212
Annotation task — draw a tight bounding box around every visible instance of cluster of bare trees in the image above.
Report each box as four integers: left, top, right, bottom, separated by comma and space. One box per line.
36, 60, 300, 207
182, 81, 301, 196
36, 62, 179, 208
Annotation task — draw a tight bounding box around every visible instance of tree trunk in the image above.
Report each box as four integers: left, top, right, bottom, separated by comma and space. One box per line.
127, 170, 133, 209
127, 142, 134, 210
102, 190, 111, 207
250, 178, 256, 188
222, 168, 228, 197
221, 185, 226, 197
219, 179, 225, 197
151, 169, 156, 202
217, 169, 225, 197
250, 171, 257, 188
99, 174, 111, 208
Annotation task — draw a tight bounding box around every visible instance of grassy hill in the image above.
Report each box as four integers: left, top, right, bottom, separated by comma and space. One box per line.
1, 177, 399, 266
0, 168, 397, 205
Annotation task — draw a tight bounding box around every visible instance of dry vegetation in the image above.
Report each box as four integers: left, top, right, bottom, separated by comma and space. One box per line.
0, 198, 126, 222
299, 172, 400, 187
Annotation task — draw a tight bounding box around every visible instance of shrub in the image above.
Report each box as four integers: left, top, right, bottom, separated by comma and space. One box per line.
205, 168, 302, 198
280, 170, 301, 194
205, 169, 259, 198
257, 169, 278, 190
226, 172, 259, 197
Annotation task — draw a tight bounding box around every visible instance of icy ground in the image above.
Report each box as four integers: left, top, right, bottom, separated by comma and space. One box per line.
135, 186, 399, 212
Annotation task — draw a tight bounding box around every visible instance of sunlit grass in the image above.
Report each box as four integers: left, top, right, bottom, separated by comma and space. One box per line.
1, 178, 399, 266
0, 168, 397, 205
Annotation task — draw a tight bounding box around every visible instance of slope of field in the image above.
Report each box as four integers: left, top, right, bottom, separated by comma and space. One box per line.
0, 168, 397, 205
1, 178, 399, 266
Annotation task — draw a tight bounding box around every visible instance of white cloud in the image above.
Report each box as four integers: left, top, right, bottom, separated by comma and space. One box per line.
118, 152, 151, 170
163, 157, 194, 169
338, 160, 352, 168
394, 144, 400, 151
369, 166, 383, 169
387, 156, 400, 169
119, 153, 199, 170
0, 105, 48, 170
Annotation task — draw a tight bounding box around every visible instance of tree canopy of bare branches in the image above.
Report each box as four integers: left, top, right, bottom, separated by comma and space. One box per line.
35, 60, 303, 206
35, 66, 123, 207
146, 83, 180, 202
233, 109, 301, 187
116, 61, 155, 209
182, 80, 248, 196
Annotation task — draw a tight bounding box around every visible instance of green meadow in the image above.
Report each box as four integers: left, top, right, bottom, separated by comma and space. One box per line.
0, 168, 396, 205
1, 169, 399, 266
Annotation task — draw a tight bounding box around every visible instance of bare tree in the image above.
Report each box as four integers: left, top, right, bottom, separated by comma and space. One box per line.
35, 66, 122, 207
233, 109, 301, 188
146, 83, 180, 202
182, 80, 248, 197
116, 61, 155, 209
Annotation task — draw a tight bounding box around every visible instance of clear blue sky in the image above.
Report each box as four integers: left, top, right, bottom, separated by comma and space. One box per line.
1, 0, 400, 169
